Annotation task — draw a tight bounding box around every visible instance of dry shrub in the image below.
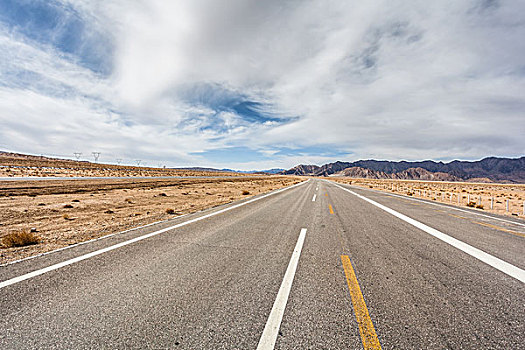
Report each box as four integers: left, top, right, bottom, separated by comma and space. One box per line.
165, 208, 175, 214
104, 209, 114, 214
2, 230, 40, 248
242, 190, 250, 195
63, 204, 74, 208
475, 204, 484, 210
466, 202, 476, 208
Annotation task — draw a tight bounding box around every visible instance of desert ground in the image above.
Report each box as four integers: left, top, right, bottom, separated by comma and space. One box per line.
0, 176, 301, 264
0, 152, 245, 178
330, 177, 525, 219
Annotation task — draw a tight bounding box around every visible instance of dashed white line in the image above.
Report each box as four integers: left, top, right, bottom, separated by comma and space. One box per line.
312, 194, 317, 202
332, 182, 525, 283
257, 228, 308, 350
0, 180, 309, 290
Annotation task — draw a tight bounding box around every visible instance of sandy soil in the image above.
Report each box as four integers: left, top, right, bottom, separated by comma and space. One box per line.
329, 177, 525, 220
0, 176, 300, 264
0, 152, 246, 178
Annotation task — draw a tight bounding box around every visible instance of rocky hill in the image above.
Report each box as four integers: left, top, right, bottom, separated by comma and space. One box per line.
335, 167, 460, 181
281, 156, 525, 183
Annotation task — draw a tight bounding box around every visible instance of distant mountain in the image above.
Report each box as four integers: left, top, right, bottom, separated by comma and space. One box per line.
336, 167, 460, 181
176, 167, 285, 174
259, 168, 286, 174
281, 156, 525, 183
175, 167, 232, 173
281, 164, 321, 176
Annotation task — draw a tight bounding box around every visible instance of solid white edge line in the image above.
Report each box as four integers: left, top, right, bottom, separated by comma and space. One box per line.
334, 180, 525, 228
312, 194, 317, 202
331, 182, 525, 284
0, 180, 309, 289
257, 228, 307, 350
1, 214, 189, 267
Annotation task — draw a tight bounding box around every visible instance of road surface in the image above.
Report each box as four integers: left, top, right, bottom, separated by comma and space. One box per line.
1, 179, 523, 349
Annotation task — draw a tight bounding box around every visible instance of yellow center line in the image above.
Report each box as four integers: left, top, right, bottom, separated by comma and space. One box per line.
448, 213, 468, 220
473, 221, 525, 238
341, 255, 382, 350
329, 204, 334, 214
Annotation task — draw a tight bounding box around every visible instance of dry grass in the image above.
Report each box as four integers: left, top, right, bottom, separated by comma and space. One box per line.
329, 177, 525, 219
1, 230, 40, 248
0, 176, 301, 263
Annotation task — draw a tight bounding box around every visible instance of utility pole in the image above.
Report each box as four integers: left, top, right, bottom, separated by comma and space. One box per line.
116, 159, 122, 165
135, 160, 141, 166
92, 152, 101, 162
73, 152, 82, 160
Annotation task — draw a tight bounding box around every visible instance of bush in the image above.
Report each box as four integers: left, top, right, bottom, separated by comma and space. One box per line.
242, 190, 250, 195
2, 231, 40, 248
63, 204, 74, 208
475, 204, 484, 210
466, 202, 476, 208
165, 208, 175, 214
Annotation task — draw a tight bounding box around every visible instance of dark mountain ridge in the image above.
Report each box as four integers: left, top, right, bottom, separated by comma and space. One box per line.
281, 156, 525, 183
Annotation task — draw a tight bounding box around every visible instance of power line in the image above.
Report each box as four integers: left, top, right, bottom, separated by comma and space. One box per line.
92, 152, 101, 162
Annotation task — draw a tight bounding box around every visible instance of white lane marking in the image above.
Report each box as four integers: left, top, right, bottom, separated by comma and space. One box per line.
0, 180, 309, 289
1, 213, 190, 267
257, 228, 307, 350
336, 181, 525, 228
332, 182, 525, 284
312, 194, 317, 202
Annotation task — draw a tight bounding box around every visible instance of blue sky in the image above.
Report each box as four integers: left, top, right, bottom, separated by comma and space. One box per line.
0, 0, 524, 170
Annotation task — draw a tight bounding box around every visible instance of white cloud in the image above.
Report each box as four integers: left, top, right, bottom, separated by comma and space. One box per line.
1, 0, 524, 170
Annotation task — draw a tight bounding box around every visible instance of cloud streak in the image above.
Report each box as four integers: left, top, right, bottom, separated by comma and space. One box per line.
0, 0, 524, 169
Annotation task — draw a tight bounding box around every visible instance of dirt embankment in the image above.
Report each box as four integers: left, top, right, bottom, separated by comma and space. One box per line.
0, 152, 245, 177
0, 176, 301, 264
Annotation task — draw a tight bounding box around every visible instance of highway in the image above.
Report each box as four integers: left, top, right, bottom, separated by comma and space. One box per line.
1, 179, 523, 349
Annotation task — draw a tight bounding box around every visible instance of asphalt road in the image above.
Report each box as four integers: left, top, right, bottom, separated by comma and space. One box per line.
1, 179, 523, 349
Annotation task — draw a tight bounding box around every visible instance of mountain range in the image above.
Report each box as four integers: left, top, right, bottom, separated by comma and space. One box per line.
280, 157, 525, 183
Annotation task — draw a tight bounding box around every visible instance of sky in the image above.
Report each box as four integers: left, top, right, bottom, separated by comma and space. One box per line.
0, 0, 524, 170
